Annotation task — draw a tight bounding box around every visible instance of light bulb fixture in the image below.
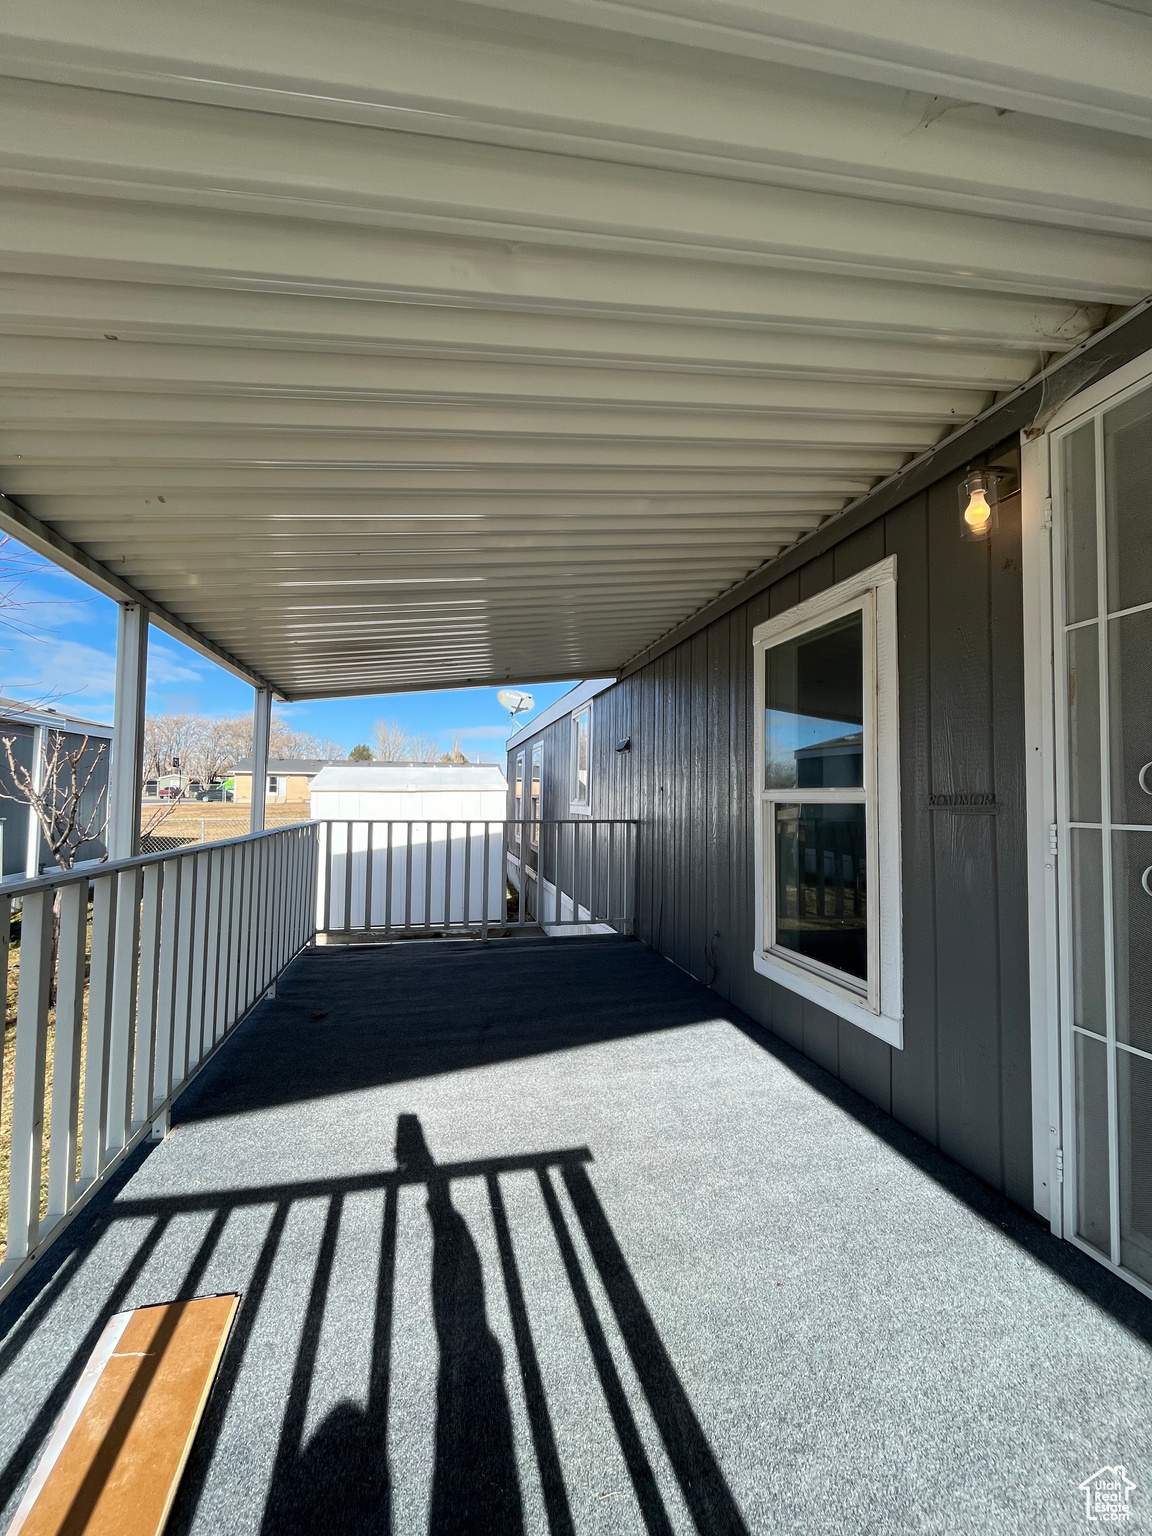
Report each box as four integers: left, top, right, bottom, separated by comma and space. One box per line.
959, 469, 1000, 541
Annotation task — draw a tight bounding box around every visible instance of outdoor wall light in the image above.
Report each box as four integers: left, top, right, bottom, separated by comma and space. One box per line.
959, 469, 1000, 541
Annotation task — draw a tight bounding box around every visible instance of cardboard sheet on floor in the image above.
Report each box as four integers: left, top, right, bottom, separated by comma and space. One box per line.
5, 1294, 239, 1536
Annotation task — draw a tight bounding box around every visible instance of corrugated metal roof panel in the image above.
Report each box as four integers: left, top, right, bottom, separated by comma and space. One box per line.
0, 0, 1148, 696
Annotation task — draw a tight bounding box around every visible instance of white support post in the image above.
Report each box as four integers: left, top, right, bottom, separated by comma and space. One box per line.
24, 723, 46, 877
108, 602, 148, 861
250, 686, 272, 835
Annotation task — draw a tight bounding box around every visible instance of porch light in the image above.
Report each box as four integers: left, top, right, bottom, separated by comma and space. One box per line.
959, 470, 999, 540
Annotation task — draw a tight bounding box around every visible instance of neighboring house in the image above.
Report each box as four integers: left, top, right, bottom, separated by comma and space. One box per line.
311, 762, 508, 929
0, 699, 112, 878
232, 758, 332, 805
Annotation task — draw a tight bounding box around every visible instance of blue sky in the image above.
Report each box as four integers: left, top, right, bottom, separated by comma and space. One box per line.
0, 535, 576, 760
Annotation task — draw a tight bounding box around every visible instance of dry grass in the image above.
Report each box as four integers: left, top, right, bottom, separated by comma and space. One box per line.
143, 801, 311, 846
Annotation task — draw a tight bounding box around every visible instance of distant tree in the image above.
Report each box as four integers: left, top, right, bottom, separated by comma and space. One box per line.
348, 743, 373, 761
372, 718, 442, 762
439, 737, 469, 764
142, 711, 344, 789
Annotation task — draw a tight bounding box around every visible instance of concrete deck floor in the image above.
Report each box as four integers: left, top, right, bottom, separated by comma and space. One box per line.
1, 934, 1151, 1535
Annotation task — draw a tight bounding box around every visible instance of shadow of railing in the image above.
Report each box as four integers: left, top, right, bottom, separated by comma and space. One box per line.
0, 1118, 748, 1536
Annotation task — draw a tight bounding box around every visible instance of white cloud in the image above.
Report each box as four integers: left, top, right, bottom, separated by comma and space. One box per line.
147, 644, 206, 686
1, 636, 117, 713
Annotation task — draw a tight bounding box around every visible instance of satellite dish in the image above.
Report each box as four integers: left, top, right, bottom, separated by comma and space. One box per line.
498, 688, 534, 725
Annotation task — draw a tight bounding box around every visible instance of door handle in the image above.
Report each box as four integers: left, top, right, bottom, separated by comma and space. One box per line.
1139, 763, 1152, 795
1143, 866, 1152, 898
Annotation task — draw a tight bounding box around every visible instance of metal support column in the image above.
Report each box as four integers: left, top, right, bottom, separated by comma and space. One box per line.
250, 686, 272, 834
108, 602, 148, 861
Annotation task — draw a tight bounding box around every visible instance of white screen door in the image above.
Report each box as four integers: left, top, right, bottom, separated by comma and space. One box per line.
1053, 374, 1152, 1293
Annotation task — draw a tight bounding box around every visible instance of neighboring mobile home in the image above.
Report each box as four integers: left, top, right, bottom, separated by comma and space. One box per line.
231, 757, 332, 806
509, 350, 1152, 1298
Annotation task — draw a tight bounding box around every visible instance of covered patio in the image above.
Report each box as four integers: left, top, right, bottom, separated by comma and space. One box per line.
1, 933, 1149, 1535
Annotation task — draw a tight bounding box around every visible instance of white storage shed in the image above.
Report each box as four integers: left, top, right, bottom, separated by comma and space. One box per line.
310, 763, 508, 931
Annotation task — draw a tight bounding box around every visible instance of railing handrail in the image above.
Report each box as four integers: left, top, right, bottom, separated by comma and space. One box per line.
320, 817, 638, 825
2, 819, 319, 899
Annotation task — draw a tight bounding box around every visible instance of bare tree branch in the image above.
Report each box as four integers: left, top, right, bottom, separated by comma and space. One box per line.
0, 732, 108, 871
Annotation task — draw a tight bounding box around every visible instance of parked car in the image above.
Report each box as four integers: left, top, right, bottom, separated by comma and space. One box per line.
196, 786, 227, 802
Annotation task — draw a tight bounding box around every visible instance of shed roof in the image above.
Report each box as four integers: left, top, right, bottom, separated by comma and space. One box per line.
1, 0, 1150, 698
232, 758, 333, 775
310, 763, 507, 793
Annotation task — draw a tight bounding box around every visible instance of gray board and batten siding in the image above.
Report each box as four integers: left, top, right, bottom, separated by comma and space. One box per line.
507, 445, 1032, 1211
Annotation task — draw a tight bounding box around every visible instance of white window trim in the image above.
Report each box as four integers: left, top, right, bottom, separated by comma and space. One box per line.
569, 704, 592, 815
513, 748, 525, 853
752, 555, 903, 1049
530, 741, 542, 851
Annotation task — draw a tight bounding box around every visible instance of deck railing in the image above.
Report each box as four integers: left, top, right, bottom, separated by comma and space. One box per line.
0, 822, 317, 1298
316, 819, 637, 937
0, 815, 638, 1301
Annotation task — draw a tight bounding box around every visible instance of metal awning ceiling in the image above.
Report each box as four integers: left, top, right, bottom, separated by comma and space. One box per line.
1, 0, 1150, 698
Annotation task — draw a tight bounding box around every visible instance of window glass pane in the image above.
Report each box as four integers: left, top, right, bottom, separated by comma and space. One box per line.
774, 802, 867, 981
1062, 421, 1097, 624
1111, 829, 1152, 1055
1109, 608, 1152, 826
530, 745, 542, 846
1070, 829, 1106, 1037
765, 612, 863, 790
1118, 1048, 1152, 1286
1074, 1032, 1111, 1258
571, 711, 590, 805
1104, 383, 1152, 615
1067, 625, 1100, 823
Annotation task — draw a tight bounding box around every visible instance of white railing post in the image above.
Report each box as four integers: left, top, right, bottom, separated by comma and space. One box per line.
46, 881, 87, 1223
80, 874, 117, 1185
4, 888, 54, 1266
108, 602, 148, 861
250, 687, 272, 835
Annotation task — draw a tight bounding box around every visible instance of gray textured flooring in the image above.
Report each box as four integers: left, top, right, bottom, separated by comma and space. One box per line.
1, 934, 1151, 1534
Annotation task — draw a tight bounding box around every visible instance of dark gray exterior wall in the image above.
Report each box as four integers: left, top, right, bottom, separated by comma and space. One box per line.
507, 449, 1033, 1210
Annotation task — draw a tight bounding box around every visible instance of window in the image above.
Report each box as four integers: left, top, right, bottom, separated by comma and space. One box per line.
569, 706, 591, 813
513, 750, 525, 852
530, 742, 542, 850
752, 557, 902, 1047
266, 774, 281, 797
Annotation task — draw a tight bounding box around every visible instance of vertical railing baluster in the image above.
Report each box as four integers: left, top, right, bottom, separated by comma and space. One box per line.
46, 880, 86, 1225
404, 822, 413, 932
104, 866, 142, 1163
173, 852, 197, 1087
444, 821, 453, 927
201, 848, 223, 1060
80, 874, 117, 1185
321, 821, 332, 935
482, 821, 492, 939
187, 849, 210, 1071
130, 861, 163, 1134
343, 821, 354, 935
463, 819, 472, 930
384, 822, 394, 935
424, 821, 434, 931
153, 857, 181, 1112
4, 887, 55, 1267
364, 821, 375, 930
